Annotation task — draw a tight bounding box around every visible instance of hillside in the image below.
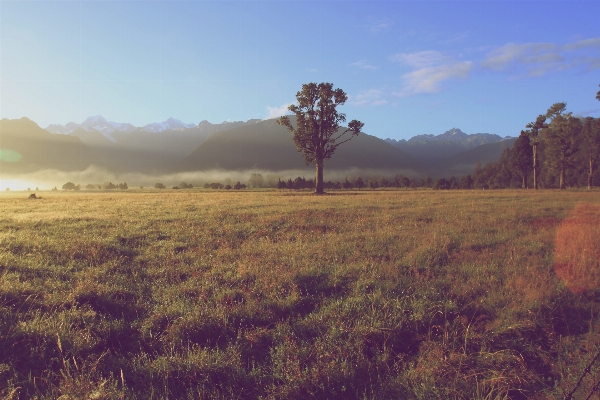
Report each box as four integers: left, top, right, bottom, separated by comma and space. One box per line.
45, 118, 263, 173
180, 118, 422, 173
0, 117, 99, 172
2, 116, 518, 178
431, 138, 517, 177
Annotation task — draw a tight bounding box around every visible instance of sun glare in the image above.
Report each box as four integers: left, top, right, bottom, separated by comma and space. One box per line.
0, 178, 43, 192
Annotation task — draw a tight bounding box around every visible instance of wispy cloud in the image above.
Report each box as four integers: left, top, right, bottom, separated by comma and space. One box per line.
367, 17, 393, 34
266, 103, 292, 119
349, 59, 379, 70
390, 50, 473, 96
575, 108, 600, 117
390, 50, 453, 68
482, 38, 600, 77
350, 89, 387, 106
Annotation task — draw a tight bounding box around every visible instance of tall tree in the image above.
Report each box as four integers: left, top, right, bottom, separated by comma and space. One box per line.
583, 117, 600, 189
510, 131, 533, 188
525, 115, 547, 190
596, 83, 600, 101
543, 103, 582, 189
278, 83, 364, 194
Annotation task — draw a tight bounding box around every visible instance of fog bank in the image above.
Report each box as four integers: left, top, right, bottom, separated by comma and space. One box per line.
1, 165, 420, 191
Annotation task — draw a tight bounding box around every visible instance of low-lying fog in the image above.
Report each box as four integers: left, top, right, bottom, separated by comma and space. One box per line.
1, 165, 418, 191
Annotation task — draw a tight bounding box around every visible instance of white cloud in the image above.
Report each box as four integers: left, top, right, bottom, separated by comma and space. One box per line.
266, 103, 293, 119
481, 42, 558, 71
389, 50, 452, 68
350, 89, 387, 106
390, 51, 473, 96
562, 38, 600, 52
482, 38, 600, 76
394, 62, 473, 96
349, 59, 379, 70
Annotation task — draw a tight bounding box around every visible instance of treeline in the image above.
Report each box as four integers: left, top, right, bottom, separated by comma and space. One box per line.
276, 175, 435, 190
469, 102, 600, 189
61, 182, 129, 190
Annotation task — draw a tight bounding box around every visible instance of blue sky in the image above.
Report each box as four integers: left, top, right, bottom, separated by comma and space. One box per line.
1, 0, 599, 140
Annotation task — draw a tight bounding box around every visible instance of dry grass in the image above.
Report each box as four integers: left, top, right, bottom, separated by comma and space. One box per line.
554, 203, 600, 293
1, 188, 600, 399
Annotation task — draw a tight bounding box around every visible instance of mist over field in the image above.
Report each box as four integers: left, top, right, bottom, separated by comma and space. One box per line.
0, 165, 418, 191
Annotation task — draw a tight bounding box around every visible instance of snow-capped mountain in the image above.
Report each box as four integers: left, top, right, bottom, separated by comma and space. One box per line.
81, 115, 136, 139
45, 115, 136, 142
45, 116, 197, 142
45, 122, 81, 135
142, 117, 195, 132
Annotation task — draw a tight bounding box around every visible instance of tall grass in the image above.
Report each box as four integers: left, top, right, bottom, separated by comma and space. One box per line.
1, 189, 599, 399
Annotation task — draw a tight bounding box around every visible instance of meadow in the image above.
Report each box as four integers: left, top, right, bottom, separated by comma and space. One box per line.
1, 189, 599, 399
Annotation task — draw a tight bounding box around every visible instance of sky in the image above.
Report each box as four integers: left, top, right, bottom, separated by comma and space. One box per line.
1, 0, 599, 141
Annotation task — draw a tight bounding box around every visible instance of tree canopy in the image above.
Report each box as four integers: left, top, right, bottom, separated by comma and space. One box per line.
278, 82, 363, 194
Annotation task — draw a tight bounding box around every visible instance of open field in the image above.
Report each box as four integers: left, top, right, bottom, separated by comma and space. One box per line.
1, 189, 600, 399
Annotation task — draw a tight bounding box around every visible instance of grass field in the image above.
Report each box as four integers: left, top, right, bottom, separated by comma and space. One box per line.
1, 189, 600, 399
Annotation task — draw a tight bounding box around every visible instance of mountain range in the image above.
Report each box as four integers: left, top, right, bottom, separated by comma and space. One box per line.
2, 115, 515, 179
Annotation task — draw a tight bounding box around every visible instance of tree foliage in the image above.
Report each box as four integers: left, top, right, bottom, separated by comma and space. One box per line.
510, 131, 533, 188
469, 99, 599, 189
583, 117, 600, 189
248, 173, 264, 188
278, 82, 363, 194
543, 103, 582, 189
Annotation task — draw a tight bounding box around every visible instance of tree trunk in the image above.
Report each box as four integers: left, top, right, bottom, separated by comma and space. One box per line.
533, 144, 538, 190
560, 168, 565, 190
522, 172, 527, 189
589, 154, 594, 190
315, 161, 324, 194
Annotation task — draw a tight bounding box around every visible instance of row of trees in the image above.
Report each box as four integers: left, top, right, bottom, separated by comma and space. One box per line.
276, 175, 437, 190
62, 182, 129, 190
202, 182, 247, 190
471, 99, 600, 189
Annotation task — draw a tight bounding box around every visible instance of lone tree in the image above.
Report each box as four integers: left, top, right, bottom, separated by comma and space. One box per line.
278, 82, 364, 194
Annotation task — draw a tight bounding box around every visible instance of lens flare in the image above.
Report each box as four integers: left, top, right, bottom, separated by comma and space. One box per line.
0, 149, 22, 162
554, 203, 600, 293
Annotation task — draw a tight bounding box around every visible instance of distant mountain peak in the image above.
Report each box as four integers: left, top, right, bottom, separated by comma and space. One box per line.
142, 118, 195, 133
45, 115, 136, 142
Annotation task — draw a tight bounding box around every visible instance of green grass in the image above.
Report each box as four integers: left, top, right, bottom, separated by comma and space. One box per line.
1, 189, 600, 399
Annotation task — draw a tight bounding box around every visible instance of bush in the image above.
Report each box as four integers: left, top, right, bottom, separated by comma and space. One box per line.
155, 183, 166, 189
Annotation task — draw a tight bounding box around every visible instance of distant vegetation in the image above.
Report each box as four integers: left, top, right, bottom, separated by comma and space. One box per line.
61, 181, 129, 190
469, 101, 600, 189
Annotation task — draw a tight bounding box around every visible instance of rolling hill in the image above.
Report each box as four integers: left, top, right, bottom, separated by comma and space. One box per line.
179, 118, 423, 173
2, 116, 518, 179
0, 117, 99, 173
430, 138, 517, 177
